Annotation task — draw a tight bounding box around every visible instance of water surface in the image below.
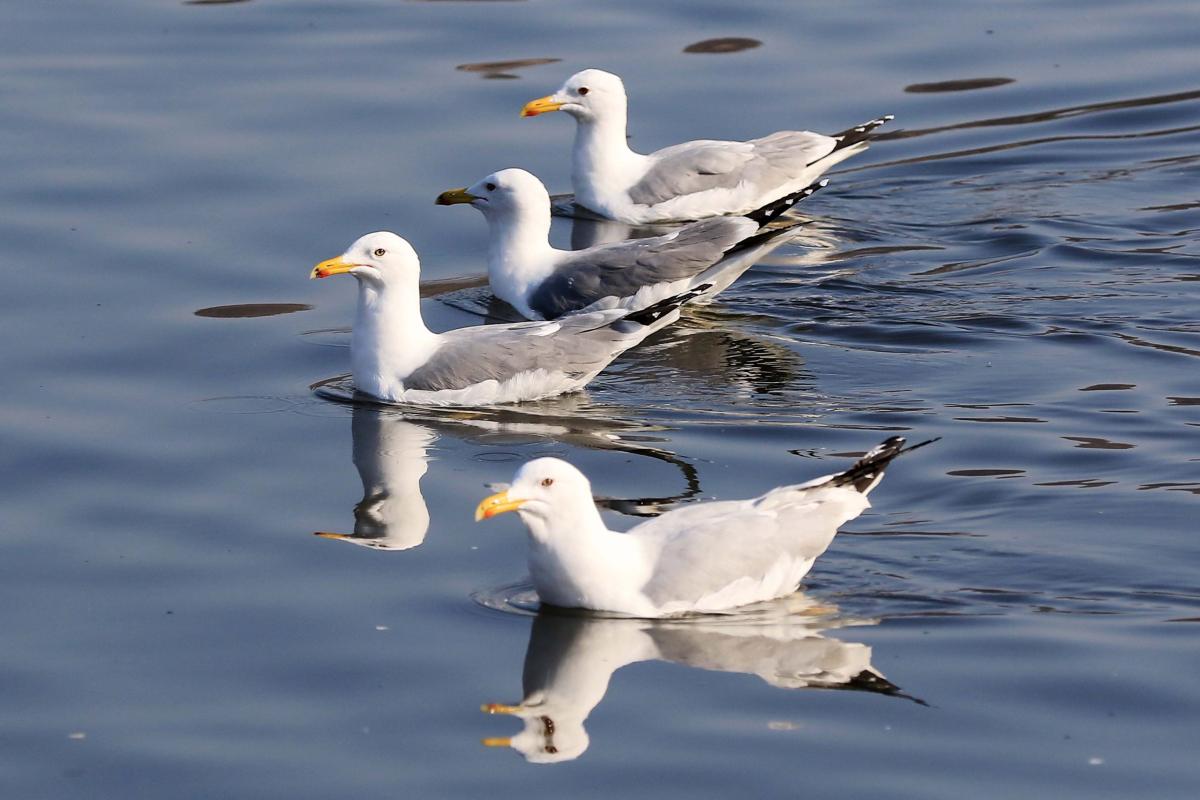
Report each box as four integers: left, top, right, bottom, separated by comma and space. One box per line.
2, 0, 1198, 797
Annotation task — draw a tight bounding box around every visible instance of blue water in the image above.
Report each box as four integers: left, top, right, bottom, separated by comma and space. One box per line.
2, 0, 1198, 796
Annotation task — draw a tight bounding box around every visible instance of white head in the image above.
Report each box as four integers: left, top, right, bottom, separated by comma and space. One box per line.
310, 231, 421, 290
435, 168, 551, 225
489, 712, 590, 764
475, 457, 600, 541
521, 69, 628, 123
313, 414, 434, 552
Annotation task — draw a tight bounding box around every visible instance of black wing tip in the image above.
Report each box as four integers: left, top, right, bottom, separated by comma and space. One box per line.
830, 434, 939, 493
744, 179, 829, 226
831, 114, 895, 150
620, 283, 712, 326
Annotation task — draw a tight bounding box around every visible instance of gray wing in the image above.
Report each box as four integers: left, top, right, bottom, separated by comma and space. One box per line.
402, 312, 642, 392
628, 132, 837, 207
528, 216, 756, 318
631, 492, 851, 608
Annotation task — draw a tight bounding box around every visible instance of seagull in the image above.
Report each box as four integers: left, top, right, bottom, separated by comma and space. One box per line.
481, 604, 912, 763
310, 231, 701, 406
476, 436, 936, 617
436, 167, 825, 319
521, 68, 892, 224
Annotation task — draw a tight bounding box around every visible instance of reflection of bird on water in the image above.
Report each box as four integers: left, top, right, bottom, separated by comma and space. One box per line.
482, 600, 915, 764
622, 312, 809, 398
476, 437, 936, 616
314, 406, 436, 551
311, 396, 710, 551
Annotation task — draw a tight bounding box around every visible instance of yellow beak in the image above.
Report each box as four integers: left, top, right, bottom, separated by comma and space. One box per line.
435, 187, 479, 206
481, 703, 522, 715
313, 531, 351, 540
481, 737, 512, 748
475, 490, 526, 521
310, 255, 354, 279
521, 95, 563, 117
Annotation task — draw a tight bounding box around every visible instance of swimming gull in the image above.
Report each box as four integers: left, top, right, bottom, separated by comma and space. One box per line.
311, 231, 701, 406
436, 167, 825, 319
476, 436, 936, 616
522, 68, 892, 224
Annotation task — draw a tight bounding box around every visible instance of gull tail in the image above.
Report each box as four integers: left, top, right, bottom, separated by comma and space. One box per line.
830, 114, 895, 152
743, 179, 828, 227
829, 435, 938, 495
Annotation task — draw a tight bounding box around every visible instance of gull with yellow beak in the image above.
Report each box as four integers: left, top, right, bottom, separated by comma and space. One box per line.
475, 436, 936, 617
437, 167, 825, 320
310, 231, 703, 406
522, 68, 892, 224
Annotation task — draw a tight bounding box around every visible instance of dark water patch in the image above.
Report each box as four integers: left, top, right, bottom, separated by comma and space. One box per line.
1141, 200, 1200, 212
953, 416, 1047, 424
1033, 479, 1118, 488
1167, 396, 1200, 405
1137, 482, 1200, 494
938, 314, 1042, 333
1062, 436, 1135, 450
915, 248, 1040, 277
683, 37, 762, 54
195, 303, 311, 318
946, 469, 1026, 478
945, 402, 1032, 409
420, 273, 489, 299
455, 58, 560, 79
183, 0, 251, 5
1080, 383, 1136, 391
843, 529, 984, 538
796, 320, 978, 351
832, 244, 945, 259
904, 77, 1014, 94
1114, 331, 1200, 358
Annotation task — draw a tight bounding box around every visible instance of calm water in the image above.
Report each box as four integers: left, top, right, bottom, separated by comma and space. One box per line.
3, 0, 1198, 796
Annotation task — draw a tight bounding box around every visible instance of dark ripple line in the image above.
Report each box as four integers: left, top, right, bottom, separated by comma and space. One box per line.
876, 87, 1200, 142
860, 124, 1200, 173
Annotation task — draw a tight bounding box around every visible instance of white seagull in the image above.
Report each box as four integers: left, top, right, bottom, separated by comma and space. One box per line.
311, 232, 699, 406
522, 68, 892, 224
476, 436, 935, 617
436, 167, 825, 319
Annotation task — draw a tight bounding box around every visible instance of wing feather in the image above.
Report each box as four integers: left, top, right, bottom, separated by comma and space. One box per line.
627, 132, 838, 208
527, 217, 756, 318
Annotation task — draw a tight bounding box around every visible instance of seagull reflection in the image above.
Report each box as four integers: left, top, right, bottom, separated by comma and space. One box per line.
311, 398, 706, 549
481, 598, 917, 764
314, 407, 436, 551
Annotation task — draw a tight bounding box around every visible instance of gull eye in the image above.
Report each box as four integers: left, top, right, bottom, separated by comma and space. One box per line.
373, 248, 386, 257
577, 87, 589, 96
485, 182, 497, 192
541, 478, 554, 488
